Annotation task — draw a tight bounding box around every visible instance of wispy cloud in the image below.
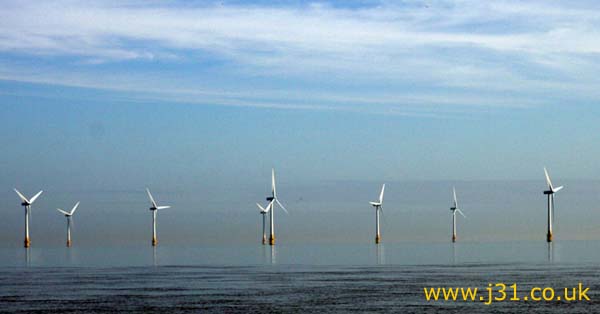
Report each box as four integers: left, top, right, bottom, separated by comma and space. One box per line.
1, 0, 599, 115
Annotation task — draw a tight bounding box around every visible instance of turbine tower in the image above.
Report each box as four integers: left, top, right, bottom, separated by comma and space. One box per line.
146, 188, 172, 246
14, 189, 43, 248
266, 169, 288, 245
369, 184, 385, 244
450, 187, 466, 243
256, 202, 272, 245
543, 167, 563, 243
56, 201, 80, 247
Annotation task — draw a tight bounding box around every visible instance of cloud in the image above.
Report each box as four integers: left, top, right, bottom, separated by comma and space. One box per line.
1, 0, 600, 114
4, 1, 598, 57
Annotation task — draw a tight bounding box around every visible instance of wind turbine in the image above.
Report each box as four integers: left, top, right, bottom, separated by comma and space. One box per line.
369, 184, 385, 244
14, 189, 43, 248
265, 169, 288, 245
56, 202, 80, 247
256, 202, 272, 245
543, 167, 563, 243
450, 187, 466, 243
146, 188, 171, 246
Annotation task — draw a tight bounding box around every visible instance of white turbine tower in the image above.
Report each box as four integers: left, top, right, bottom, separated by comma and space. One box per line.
369, 184, 385, 244
450, 187, 466, 243
256, 202, 272, 245
543, 167, 563, 243
56, 202, 80, 247
266, 169, 288, 245
14, 189, 43, 248
146, 188, 171, 246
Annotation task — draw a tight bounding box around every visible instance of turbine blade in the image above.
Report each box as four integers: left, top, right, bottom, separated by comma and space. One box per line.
156, 206, 171, 210
70, 201, 80, 215
457, 208, 467, 218
14, 189, 29, 203
271, 168, 277, 198
544, 167, 554, 190
553, 186, 564, 193
146, 188, 157, 207
56, 208, 70, 216
257, 201, 272, 213
29, 190, 43, 204
379, 184, 385, 203
276, 199, 289, 214
453, 187, 458, 208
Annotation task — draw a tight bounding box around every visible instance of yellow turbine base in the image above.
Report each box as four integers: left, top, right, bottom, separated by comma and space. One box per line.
452, 235, 456, 243
66, 240, 72, 247
269, 235, 275, 246
152, 237, 158, 246
547, 232, 553, 243
375, 235, 381, 244
24, 238, 30, 248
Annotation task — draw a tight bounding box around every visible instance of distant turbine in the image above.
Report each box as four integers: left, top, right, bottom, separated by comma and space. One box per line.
146, 188, 172, 246
450, 187, 466, 243
56, 202, 80, 247
543, 167, 563, 243
369, 184, 385, 244
266, 169, 288, 245
256, 202, 272, 245
14, 189, 43, 248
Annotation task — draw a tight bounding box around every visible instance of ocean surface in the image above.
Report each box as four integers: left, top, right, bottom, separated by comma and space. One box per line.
1, 242, 599, 313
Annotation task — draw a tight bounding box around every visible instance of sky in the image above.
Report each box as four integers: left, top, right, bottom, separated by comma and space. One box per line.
1, 0, 600, 246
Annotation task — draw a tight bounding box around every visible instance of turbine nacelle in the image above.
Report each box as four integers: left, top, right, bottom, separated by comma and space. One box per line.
451, 208, 466, 217
14, 189, 43, 207
257, 201, 272, 214
146, 188, 171, 211
265, 169, 289, 214
369, 184, 385, 208
149, 206, 171, 211
545, 186, 564, 195
56, 201, 80, 217
451, 188, 466, 218
543, 167, 564, 195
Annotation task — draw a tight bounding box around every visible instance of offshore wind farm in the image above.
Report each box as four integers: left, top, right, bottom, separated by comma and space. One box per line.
3, 0, 600, 313
0, 167, 582, 247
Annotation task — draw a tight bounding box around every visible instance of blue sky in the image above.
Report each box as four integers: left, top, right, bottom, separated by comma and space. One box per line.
1, 1, 600, 245
1, 0, 599, 181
